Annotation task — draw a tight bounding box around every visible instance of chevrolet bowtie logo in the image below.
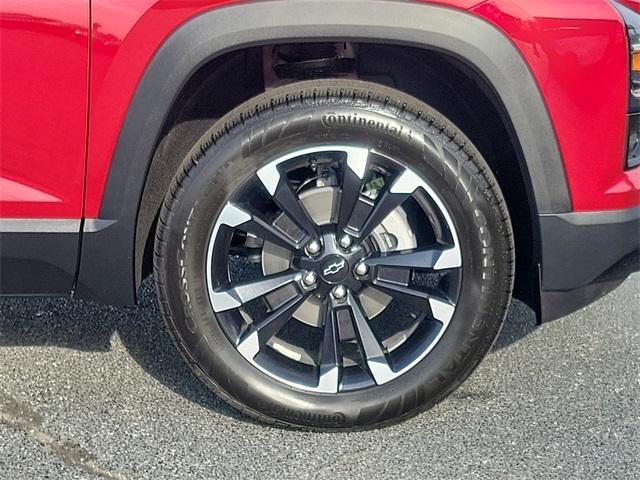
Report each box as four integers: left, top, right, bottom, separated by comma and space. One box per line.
323, 259, 346, 276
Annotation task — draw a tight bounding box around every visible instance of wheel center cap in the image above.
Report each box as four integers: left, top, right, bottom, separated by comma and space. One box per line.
320, 255, 349, 284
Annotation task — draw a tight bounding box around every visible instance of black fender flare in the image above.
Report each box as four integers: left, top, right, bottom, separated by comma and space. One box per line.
75, 0, 570, 304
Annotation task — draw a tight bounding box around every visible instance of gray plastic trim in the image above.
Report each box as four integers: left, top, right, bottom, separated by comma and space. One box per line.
541, 206, 640, 226
0, 218, 81, 233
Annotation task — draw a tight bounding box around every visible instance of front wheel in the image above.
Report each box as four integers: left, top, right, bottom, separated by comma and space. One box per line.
154, 79, 514, 430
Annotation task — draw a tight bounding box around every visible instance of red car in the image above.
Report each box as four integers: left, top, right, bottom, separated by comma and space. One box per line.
1, 0, 639, 430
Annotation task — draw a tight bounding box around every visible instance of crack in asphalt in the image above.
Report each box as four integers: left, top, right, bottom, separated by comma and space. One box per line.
0, 392, 127, 480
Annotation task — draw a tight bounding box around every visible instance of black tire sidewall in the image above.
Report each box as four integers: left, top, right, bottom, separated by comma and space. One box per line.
157, 82, 513, 429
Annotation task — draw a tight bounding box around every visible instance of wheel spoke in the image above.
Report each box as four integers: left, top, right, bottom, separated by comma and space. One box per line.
237, 292, 309, 359
345, 291, 395, 385
352, 188, 407, 240
216, 203, 303, 251
370, 280, 428, 311
337, 147, 369, 234
257, 162, 318, 240
242, 212, 306, 251
363, 245, 461, 271
316, 302, 341, 393
210, 271, 301, 312
427, 297, 456, 326
352, 168, 423, 240
367, 279, 455, 326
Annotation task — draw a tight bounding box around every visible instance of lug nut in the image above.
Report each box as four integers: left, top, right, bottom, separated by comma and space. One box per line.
354, 261, 369, 276
338, 234, 353, 249
331, 285, 347, 299
302, 271, 318, 287
305, 240, 322, 256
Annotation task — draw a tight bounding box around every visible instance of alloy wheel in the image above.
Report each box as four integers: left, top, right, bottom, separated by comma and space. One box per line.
205, 145, 462, 393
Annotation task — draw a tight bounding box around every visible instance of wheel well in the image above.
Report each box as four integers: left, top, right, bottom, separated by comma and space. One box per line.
136, 42, 540, 310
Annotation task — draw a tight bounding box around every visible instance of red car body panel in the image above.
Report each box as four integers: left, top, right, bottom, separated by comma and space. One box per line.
473, 0, 638, 211
0, 1, 89, 218
1, 0, 639, 219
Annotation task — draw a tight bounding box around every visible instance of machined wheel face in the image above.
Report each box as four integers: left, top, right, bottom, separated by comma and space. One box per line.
206, 145, 462, 393
155, 79, 514, 429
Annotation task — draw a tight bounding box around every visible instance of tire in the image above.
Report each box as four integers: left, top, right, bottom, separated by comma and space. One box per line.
154, 79, 514, 430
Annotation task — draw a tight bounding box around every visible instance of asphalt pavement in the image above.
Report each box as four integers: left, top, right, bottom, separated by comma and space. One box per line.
1, 274, 638, 479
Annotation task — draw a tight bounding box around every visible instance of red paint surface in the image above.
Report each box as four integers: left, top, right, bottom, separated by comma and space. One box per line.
85, 0, 235, 217
0, 1, 89, 217
1, 0, 638, 219
472, 0, 639, 211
